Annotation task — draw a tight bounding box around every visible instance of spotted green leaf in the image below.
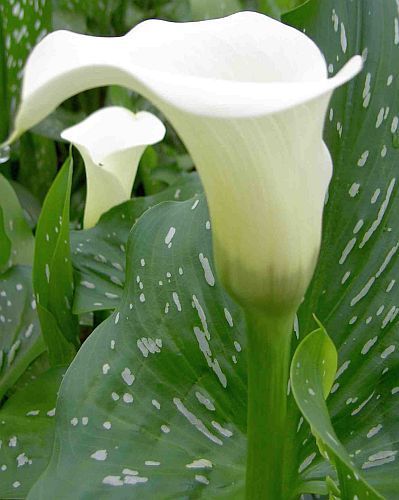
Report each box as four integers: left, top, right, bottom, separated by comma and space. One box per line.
0, 176, 43, 400
284, 1, 399, 497
71, 173, 202, 314
0, 367, 65, 498
29, 196, 248, 499
0, 0, 51, 115
33, 156, 78, 366
291, 327, 382, 499
0, 1, 57, 205
0, 266, 44, 401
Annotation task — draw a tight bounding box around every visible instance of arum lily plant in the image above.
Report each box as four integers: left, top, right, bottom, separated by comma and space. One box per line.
61, 107, 165, 227
5, 11, 362, 499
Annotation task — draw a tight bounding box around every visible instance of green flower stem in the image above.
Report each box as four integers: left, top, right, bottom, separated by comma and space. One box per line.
245, 310, 294, 500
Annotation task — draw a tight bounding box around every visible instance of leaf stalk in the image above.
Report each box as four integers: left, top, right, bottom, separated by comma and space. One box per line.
245, 310, 294, 499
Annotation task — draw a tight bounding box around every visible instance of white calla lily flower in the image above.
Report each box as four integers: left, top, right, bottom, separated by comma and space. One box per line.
61, 107, 165, 228
8, 12, 362, 313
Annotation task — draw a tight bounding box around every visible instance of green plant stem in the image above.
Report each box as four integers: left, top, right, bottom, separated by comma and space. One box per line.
245, 310, 294, 500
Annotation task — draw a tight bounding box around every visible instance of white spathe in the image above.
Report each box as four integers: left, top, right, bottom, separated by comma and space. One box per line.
8, 12, 362, 313
61, 107, 165, 228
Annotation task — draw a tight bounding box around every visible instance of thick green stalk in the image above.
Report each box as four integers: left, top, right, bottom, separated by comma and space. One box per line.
245, 311, 294, 500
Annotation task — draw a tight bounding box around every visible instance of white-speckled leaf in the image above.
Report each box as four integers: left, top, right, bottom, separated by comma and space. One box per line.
0, 367, 65, 498
0, 0, 51, 114
0, 266, 44, 400
0, 1, 56, 202
71, 173, 202, 313
29, 197, 247, 499
285, 1, 399, 497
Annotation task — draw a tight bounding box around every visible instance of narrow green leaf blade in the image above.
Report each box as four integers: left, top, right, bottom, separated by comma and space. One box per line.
33, 156, 78, 365
291, 328, 383, 499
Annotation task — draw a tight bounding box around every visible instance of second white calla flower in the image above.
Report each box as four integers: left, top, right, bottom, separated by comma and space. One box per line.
61, 107, 165, 228
8, 12, 362, 313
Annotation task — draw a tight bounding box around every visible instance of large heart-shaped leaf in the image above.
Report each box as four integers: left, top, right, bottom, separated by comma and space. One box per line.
71, 173, 202, 314
0, 367, 65, 498
284, 1, 399, 497
29, 197, 248, 499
